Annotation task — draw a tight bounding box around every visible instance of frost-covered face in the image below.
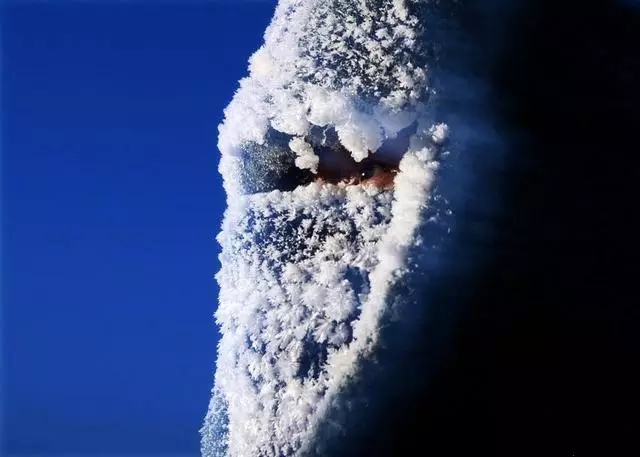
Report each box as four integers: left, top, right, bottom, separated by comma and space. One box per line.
202, 2, 453, 457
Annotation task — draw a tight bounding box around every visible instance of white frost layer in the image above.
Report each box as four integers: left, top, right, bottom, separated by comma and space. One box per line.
218, 0, 431, 199
203, 1, 450, 457
289, 137, 319, 173
206, 150, 439, 457
213, 183, 394, 457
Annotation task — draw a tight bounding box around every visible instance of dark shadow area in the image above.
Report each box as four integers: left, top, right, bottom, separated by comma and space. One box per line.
313, 1, 640, 456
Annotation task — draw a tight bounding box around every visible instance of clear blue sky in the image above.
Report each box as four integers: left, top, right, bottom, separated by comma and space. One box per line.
2, 2, 275, 455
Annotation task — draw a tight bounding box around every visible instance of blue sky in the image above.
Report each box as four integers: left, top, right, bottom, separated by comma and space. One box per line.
2, 2, 276, 455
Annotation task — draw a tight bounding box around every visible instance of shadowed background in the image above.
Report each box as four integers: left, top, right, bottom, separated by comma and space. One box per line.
352, 2, 640, 456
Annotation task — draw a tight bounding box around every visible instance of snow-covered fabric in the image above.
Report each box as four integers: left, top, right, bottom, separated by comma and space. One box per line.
201, 2, 452, 456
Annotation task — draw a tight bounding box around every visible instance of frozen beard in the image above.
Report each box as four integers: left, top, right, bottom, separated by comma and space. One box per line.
208, 145, 440, 457
202, 1, 450, 456
215, 184, 393, 456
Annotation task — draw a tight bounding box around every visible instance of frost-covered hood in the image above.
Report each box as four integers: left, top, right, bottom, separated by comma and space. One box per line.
202, 1, 454, 456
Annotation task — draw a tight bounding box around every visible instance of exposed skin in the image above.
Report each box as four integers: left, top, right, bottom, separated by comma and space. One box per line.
313, 142, 399, 189
361, 169, 397, 189
315, 169, 397, 189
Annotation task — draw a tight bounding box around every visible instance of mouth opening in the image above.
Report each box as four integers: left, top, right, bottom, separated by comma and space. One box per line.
308, 124, 417, 189
239, 123, 417, 195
